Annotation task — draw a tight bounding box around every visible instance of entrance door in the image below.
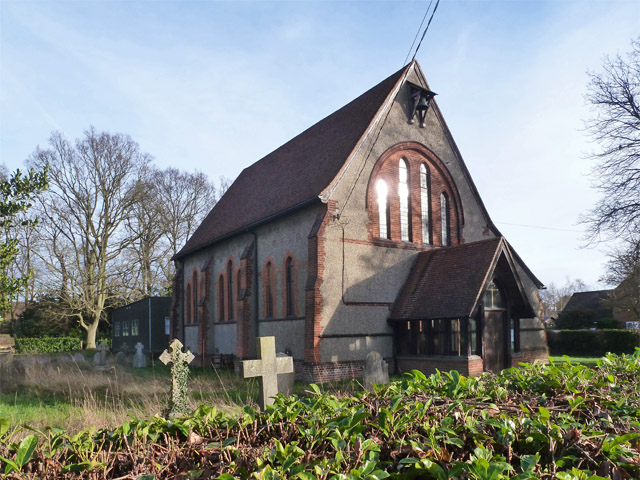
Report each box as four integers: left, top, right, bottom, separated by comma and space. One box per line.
483, 309, 506, 373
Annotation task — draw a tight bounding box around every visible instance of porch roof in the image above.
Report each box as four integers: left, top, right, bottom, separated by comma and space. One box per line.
389, 237, 534, 321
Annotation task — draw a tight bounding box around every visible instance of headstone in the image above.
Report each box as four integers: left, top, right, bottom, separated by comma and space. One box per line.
276, 352, 295, 397
363, 351, 389, 391
159, 339, 194, 417
242, 336, 294, 410
114, 351, 128, 365
72, 353, 87, 364
133, 342, 147, 368
95, 341, 109, 370
0, 334, 15, 355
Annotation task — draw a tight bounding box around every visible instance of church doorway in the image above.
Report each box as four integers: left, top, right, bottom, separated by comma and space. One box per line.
482, 280, 508, 373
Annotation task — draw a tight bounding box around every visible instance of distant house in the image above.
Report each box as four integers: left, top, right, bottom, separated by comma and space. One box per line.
111, 297, 171, 354
561, 287, 640, 330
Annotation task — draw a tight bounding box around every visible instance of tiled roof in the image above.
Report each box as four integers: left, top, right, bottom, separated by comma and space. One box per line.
175, 65, 410, 259
390, 238, 504, 320
563, 290, 613, 313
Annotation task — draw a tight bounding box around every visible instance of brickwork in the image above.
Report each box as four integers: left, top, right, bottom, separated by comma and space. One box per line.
237, 242, 254, 359
304, 204, 333, 364
366, 142, 463, 246
197, 258, 213, 367
396, 356, 484, 377
300, 360, 367, 383
510, 348, 549, 367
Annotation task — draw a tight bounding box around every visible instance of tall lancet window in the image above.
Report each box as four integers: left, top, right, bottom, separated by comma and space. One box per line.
227, 260, 234, 321
420, 163, 430, 244
376, 179, 389, 239
399, 159, 410, 242
440, 193, 450, 246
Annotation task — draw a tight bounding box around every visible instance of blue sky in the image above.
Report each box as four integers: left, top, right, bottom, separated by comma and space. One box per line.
1, 0, 639, 289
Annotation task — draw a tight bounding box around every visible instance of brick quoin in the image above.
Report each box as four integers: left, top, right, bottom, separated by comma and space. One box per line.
366, 142, 463, 246
237, 242, 254, 359
197, 259, 213, 367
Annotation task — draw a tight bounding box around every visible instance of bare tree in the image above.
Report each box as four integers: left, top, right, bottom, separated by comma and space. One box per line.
539, 277, 589, 318
601, 235, 640, 321
582, 37, 640, 243
28, 127, 150, 349
154, 168, 220, 289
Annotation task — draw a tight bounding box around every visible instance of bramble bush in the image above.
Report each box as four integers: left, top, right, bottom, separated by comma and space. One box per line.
1, 350, 639, 479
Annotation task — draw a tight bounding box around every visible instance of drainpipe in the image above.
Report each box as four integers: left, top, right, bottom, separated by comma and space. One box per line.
251, 230, 259, 357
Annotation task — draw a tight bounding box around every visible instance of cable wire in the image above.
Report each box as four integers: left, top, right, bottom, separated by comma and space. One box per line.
403, 0, 434, 67
411, 0, 441, 63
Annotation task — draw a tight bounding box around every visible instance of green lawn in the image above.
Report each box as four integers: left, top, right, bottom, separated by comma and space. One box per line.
548, 355, 601, 368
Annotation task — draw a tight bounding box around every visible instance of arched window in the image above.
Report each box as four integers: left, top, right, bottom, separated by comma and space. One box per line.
376, 179, 389, 239
227, 260, 234, 321
440, 193, 450, 246
192, 271, 198, 324
285, 257, 294, 316
265, 262, 274, 318
185, 284, 192, 324
399, 158, 410, 242
420, 163, 430, 244
218, 274, 225, 321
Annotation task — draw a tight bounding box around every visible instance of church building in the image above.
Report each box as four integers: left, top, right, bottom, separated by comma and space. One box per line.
172, 61, 548, 382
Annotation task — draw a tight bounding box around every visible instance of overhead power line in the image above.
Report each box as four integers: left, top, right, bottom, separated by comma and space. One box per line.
411, 0, 441, 63
495, 221, 584, 233
403, 0, 433, 66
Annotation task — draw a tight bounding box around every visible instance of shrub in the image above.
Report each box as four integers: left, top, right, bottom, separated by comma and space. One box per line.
15, 337, 83, 354
547, 329, 640, 356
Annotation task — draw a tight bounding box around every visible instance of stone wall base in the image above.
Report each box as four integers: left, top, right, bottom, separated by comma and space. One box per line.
396, 355, 484, 377
510, 348, 549, 367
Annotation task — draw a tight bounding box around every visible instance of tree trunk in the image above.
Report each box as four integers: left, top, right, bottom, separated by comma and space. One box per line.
85, 318, 100, 350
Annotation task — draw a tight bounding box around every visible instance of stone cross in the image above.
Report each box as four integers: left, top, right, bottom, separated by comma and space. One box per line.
97, 341, 108, 367
242, 336, 293, 410
159, 339, 195, 417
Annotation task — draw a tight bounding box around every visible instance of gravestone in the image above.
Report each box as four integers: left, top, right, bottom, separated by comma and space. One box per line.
159, 339, 194, 417
133, 342, 147, 368
114, 351, 128, 365
276, 352, 295, 397
72, 353, 87, 364
242, 336, 293, 410
95, 341, 109, 370
0, 334, 15, 355
363, 351, 389, 391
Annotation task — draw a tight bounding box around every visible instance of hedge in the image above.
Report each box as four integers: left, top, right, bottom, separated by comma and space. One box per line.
547, 329, 640, 356
15, 337, 83, 354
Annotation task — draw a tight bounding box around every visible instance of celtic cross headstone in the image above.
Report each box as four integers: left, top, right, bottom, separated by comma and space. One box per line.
242, 336, 293, 410
159, 339, 195, 417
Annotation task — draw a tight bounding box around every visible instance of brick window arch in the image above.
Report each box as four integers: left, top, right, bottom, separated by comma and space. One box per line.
366, 142, 463, 246
227, 260, 234, 321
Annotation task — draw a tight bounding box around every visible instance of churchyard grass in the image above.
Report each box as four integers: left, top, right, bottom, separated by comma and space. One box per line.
548, 355, 601, 368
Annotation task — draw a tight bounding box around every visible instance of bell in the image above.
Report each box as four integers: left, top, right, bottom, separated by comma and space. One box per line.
416, 95, 430, 112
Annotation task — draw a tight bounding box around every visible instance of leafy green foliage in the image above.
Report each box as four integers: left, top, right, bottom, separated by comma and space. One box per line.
1, 351, 639, 479
15, 336, 83, 353
0, 167, 48, 316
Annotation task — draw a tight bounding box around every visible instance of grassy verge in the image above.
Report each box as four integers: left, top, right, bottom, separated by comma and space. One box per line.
549, 355, 601, 368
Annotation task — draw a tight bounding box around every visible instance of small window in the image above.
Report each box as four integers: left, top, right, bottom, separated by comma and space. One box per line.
219, 274, 225, 321
114, 322, 121, 337
192, 272, 199, 324
484, 280, 505, 309
286, 257, 294, 316
227, 261, 234, 321
185, 284, 192, 324
164, 317, 170, 335
420, 163, 430, 244
399, 159, 411, 242
510, 318, 520, 352
265, 262, 274, 318
131, 319, 139, 336
376, 179, 389, 239
122, 321, 129, 336
440, 193, 450, 246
